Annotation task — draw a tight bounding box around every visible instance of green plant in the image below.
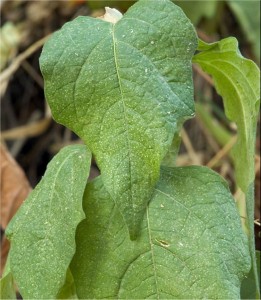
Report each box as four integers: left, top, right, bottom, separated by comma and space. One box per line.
1, 0, 260, 298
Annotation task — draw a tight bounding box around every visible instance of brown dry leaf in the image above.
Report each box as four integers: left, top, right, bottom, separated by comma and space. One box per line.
0, 144, 31, 274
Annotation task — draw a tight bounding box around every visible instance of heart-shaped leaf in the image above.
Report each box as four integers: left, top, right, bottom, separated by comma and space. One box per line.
40, 0, 197, 239
6, 145, 91, 299
71, 166, 250, 298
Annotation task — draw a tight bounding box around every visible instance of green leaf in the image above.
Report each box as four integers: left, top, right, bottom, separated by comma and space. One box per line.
88, 0, 219, 25
193, 37, 260, 193
0, 256, 16, 299
56, 268, 78, 299
0, 272, 16, 299
161, 131, 181, 167
241, 250, 260, 299
40, 0, 197, 239
5, 145, 91, 299
228, 0, 260, 62
193, 38, 260, 297
71, 167, 250, 299
245, 183, 260, 298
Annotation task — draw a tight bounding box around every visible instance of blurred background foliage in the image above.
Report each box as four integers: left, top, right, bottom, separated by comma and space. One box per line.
0, 0, 260, 280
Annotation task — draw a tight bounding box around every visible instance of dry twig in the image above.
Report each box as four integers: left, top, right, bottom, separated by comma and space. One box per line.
181, 128, 201, 165
193, 64, 214, 86
206, 135, 237, 168
0, 35, 49, 91
1, 117, 51, 141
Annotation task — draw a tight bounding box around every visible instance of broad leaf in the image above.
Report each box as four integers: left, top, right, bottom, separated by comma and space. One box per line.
40, 0, 197, 239
193, 38, 260, 296
71, 167, 250, 299
193, 38, 260, 192
5, 145, 91, 299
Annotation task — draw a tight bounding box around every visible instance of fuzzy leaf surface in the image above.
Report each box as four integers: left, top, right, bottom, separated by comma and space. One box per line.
6, 145, 91, 299
71, 167, 250, 299
40, 0, 197, 238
